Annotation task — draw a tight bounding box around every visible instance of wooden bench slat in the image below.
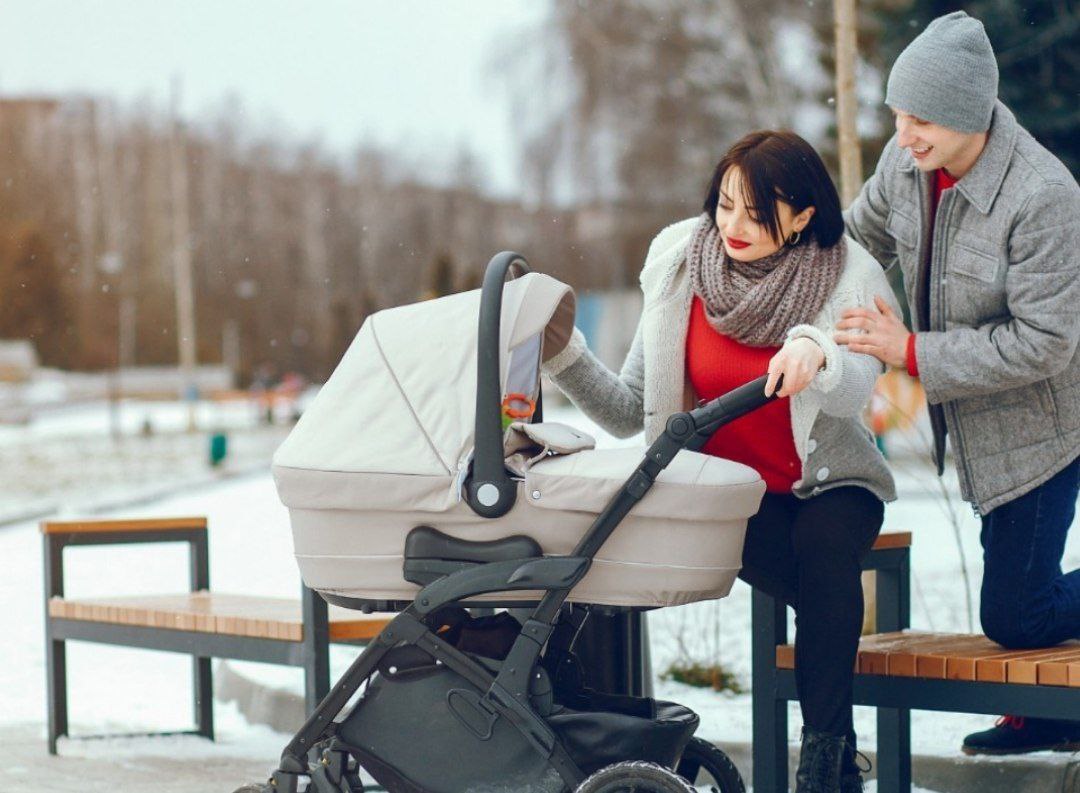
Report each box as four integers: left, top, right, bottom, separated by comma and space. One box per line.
49, 593, 390, 643
41, 517, 207, 535
1008, 647, 1080, 685
910, 636, 1001, 678
856, 631, 933, 675
777, 632, 1080, 689
976, 644, 1080, 683
1036, 655, 1080, 687
870, 532, 912, 551
882, 633, 991, 677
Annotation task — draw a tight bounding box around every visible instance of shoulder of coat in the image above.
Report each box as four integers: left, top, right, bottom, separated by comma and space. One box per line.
641, 217, 698, 272
839, 236, 887, 282
836, 235, 897, 309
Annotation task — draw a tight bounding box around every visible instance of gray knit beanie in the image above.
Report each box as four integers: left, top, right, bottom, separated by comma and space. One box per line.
886, 11, 998, 133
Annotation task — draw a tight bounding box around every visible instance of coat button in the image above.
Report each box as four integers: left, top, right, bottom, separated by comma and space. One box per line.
816, 467, 830, 481
807, 439, 818, 454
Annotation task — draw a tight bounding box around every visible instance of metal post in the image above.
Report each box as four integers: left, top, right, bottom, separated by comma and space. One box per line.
43, 534, 67, 755
302, 585, 330, 714
875, 551, 912, 793
169, 76, 198, 432
189, 528, 214, 739
752, 588, 789, 793
574, 610, 630, 695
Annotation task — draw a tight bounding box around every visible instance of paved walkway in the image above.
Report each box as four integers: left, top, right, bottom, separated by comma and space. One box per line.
5, 724, 275, 793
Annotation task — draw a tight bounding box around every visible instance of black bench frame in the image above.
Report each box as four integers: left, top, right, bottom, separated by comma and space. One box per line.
42, 521, 333, 755
751, 543, 912, 793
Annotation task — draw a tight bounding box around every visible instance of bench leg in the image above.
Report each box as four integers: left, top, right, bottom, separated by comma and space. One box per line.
752, 589, 789, 793
302, 586, 330, 715
193, 656, 214, 740
753, 692, 789, 793
46, 638, 67, 755
876, 707, 911, 793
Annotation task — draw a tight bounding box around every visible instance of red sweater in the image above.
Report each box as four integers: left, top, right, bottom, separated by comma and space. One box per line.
907, 168, 959, 377
685, 295, 801, 493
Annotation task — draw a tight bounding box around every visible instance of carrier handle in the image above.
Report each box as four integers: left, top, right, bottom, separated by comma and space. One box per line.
466, 251, 531, 519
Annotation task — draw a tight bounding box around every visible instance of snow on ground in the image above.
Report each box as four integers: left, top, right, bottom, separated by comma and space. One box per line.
1, 399, 1077, 791
0, 398, 292, 524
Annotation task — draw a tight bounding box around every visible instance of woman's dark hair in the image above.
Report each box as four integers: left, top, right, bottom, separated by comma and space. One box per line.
703, 130, 844, 248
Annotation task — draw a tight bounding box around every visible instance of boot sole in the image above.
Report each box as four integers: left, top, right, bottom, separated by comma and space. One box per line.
961, 741, 1080, 756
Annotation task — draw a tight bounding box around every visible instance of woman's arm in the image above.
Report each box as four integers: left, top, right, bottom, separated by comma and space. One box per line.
785, 283, 894, 418
543, 321, 646, 439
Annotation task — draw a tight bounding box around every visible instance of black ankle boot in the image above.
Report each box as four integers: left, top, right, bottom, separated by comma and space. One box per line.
795, 727, 846, 793
839, 771, 864, 793
839, 738, 871, 792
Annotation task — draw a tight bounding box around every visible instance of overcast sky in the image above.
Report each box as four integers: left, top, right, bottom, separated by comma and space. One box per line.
0, 0, 546, 195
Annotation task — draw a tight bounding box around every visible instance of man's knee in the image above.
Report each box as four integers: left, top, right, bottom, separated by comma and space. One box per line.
981, 602, 1052, 649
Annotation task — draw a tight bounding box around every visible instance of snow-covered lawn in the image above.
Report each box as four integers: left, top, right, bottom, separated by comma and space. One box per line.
1, 400, 1077, 791
0, 398, 291, 524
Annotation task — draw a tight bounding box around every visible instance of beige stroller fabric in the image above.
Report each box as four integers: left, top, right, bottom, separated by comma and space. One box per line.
273, 272, 765, 607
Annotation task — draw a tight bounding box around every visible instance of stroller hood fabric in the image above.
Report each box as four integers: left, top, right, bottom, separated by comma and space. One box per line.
273, 272, 575, 482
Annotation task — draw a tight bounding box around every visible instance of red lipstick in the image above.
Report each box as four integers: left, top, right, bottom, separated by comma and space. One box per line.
726, 237, 751, 250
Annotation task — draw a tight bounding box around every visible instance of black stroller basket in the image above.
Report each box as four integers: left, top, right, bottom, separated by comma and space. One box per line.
247, 252, 778, 793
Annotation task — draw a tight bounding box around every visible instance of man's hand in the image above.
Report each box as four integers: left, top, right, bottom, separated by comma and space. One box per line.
765, 337, 825, 398
834, 295, 910, 369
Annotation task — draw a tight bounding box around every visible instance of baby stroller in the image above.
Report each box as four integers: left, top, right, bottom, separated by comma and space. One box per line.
235, 252, 774, 793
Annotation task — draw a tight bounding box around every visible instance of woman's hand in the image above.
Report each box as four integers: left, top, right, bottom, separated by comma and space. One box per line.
765, 337, 825, 398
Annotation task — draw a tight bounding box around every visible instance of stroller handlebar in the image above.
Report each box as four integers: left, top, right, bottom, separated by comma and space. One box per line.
683, 373, 781, 450
467, 251, 533, 519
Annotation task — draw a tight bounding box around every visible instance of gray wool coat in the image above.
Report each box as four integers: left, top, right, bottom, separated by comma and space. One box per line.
845, 101, 1080, 513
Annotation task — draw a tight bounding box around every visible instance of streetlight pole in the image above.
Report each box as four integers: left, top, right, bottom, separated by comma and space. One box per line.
170, 77, 198, 432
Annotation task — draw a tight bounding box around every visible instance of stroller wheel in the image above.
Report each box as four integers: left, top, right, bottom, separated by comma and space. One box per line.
574, 761, 696, 793
676, 737, 746, 793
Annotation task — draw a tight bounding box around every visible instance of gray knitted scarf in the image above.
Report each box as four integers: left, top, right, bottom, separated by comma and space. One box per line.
687, 213, 845, 347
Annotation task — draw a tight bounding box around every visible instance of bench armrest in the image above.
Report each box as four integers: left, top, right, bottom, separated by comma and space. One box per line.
41, 517, 210, 598
41, 517, 207, 541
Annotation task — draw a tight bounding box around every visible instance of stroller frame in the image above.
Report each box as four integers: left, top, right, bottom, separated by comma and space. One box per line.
260, 253, 775, 793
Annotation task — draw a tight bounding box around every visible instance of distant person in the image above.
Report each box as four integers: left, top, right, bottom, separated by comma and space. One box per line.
839, 11, 1080, 755
544, 130, 897, 792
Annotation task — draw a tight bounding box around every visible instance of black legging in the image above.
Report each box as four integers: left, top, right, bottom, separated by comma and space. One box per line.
739, 486, 884, 745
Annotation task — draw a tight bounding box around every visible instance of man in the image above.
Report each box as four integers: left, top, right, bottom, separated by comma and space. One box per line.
838, 11, 1080, 755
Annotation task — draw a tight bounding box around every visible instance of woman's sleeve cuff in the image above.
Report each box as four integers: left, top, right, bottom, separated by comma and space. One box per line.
542, 326, 588, 376
785, 323, 842, 393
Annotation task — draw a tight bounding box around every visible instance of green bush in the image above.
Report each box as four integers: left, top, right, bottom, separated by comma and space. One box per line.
661, 661, 744, 694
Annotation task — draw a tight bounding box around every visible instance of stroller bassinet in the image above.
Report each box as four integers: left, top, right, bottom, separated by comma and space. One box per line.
272, 258, 764, 608
239, 252, 776, 793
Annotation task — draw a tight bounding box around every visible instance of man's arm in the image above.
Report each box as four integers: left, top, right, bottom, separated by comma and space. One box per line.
917, 181, 1080, 404
844, 135, 901, 272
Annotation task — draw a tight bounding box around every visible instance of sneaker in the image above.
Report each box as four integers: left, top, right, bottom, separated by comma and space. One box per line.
961, 715, 1080, 755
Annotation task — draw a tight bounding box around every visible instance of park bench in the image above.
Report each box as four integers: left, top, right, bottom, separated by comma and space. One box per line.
752, 530, 1080, 793
42, 517, 391, 755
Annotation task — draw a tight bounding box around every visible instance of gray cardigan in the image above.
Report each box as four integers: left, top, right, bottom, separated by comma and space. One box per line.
544, 221, 897, 504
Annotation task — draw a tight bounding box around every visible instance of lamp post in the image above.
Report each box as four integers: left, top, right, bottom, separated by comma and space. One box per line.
99, 251, 124, 441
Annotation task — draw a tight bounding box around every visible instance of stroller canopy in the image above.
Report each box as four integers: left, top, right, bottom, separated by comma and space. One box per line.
273, 272, 575, 479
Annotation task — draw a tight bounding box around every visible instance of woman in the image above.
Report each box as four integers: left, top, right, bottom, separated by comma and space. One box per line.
542, 130, 896, 793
